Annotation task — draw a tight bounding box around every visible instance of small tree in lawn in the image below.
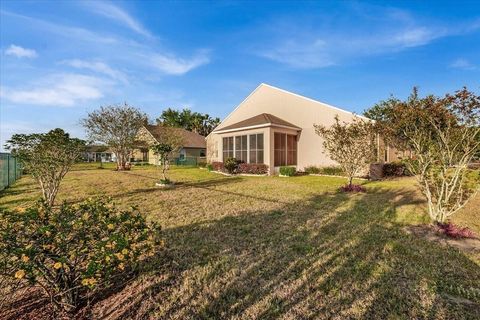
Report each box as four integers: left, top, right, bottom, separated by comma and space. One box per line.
82, 104, 147, 171
314, 116, 376, 188
365, 87, 480, 223
5, 128, 85, 207
151, 127, 184, 184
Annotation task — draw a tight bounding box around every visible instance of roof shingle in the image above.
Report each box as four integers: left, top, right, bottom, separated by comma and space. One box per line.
214, 113, 301, 132
143, 125, 206, 149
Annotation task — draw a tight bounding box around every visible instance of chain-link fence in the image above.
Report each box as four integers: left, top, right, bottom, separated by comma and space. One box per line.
0, 153, 22, 191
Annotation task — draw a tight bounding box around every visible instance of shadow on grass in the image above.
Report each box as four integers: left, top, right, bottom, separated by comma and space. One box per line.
88, 188, 480, 319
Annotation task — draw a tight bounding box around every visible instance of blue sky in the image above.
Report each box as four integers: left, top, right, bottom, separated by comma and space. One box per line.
1, 0, 479, 150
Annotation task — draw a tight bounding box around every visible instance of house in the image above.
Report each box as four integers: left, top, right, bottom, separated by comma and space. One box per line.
135, 125, 206, 165
206, 83, 400, 175
83, 145, 115, 162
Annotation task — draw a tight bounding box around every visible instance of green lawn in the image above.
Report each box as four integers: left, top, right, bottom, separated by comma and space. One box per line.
1, 164, 479, 319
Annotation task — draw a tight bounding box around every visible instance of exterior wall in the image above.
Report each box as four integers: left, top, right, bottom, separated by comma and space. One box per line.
207, 84, 370, 172
184, 147, 206, 158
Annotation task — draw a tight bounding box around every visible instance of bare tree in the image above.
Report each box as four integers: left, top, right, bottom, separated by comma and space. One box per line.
82, 104, 147, 170
5, 128, 85, 207
314, 116, 376, 186
366, 87, 480, 222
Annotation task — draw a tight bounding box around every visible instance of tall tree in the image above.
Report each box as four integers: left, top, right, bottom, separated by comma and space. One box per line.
156, 108, 220, 136
5, 128, 85, 207
314, 116, 377, 187
82, 104, 147, 170
365, 87, 480, 223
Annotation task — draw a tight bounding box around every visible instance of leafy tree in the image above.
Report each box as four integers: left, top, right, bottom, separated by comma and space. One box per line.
150, 127, 184, 184
365, 87, 480, 222
5, 129, 85, 207
0, 198, 162, 313
314, 116, 376, 187
156, 108, 220, 136
82, 104, 147, 171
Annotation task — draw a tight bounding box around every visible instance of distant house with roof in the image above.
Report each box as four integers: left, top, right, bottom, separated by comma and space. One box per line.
207, 83, 400, 175
134, 124, 206, 165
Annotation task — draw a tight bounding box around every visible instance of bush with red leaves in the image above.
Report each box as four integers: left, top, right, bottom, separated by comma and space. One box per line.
436, 222, 478, 239
237, 163, 268, 175
340, 184, 366, 193
211, 162, 224, 172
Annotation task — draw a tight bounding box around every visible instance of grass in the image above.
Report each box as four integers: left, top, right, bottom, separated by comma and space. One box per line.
1, 164, 479, 319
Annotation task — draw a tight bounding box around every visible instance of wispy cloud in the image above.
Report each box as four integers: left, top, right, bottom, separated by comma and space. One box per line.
149, 50, 210, 75
81, 1, 151, 37
61, 59, 128, 83
1, 10, 118, 44
450, 58, 476, 70
4, 44, 37, 58
0, 74, 107, 107
257, 7, 477, 69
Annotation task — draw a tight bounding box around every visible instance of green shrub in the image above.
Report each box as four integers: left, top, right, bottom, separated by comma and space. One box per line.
0, 198, 163, 313
279, 166, 296, 176
383, 161, 412, 177
321, 166, 344, 176
224, 158, 239, 174
206, 163, 213, 171
304, 166, 321, 174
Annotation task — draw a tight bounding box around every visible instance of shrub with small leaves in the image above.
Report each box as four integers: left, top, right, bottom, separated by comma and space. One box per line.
0, 198, 163, 313
279, 166, 296, 177
211, 161, 224, 172
321, 166, 345, 176
237, 163, 268, 175
383, 161, 412, 177
224, 158, 239, 174
304, 166, 321, 174
206, 164, 213, 171
436, 222, 478, 239
340, 184, 366, 193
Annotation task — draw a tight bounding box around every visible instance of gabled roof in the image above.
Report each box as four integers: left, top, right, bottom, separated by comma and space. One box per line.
143, 125, 206, 149
208, 83, 369, 137
213, 113, 301, 133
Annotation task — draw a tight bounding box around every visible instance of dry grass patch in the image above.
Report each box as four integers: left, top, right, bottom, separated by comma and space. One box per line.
0, 164, 479, 319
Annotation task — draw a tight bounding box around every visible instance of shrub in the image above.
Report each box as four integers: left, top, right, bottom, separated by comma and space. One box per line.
321, 166, 344, 176
237, 163, 269, 175
198, 161, 207, 168
279, 166, 296, 177
206, 163, 213, 171
304, 166, 321, 174
224, 158, 239, 174
0, 198, 162, 313
340, 184, 366, 193
383, 161, 411, 177
436, 222, 478, 239
211, 161, 224, 172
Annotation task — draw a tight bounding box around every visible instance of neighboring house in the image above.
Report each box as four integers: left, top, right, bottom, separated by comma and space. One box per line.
135, 125, 206, 164
83, 145, 115, 162
207, 83, 400, 175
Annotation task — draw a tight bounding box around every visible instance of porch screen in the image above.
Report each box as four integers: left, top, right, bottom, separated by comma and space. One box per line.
274, 133, 297, 166
249, 133, 264, 164
222, 137, 234, 160
235, 135, 248, 162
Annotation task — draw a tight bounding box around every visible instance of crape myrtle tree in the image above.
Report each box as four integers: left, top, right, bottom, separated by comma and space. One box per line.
156, 108, 220, 136
314, 116, 377, 187
365, 87, 480, 223
150, 127, 185, 184
5, 128, 85, 207
82, 104, 147, 170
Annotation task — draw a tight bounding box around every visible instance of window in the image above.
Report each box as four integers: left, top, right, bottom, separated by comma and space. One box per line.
200, 149, 206, 157
223, 137, 233, 160
274, 132, 297, 166
235, 135, 248, 162
249, 133, 264, 164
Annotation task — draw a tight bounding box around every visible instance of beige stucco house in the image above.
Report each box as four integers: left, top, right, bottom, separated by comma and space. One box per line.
134, 125, 206, 165
206, 83, 399, 175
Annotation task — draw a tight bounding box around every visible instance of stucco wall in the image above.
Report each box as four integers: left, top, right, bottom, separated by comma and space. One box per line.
208, 84, 370, 171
